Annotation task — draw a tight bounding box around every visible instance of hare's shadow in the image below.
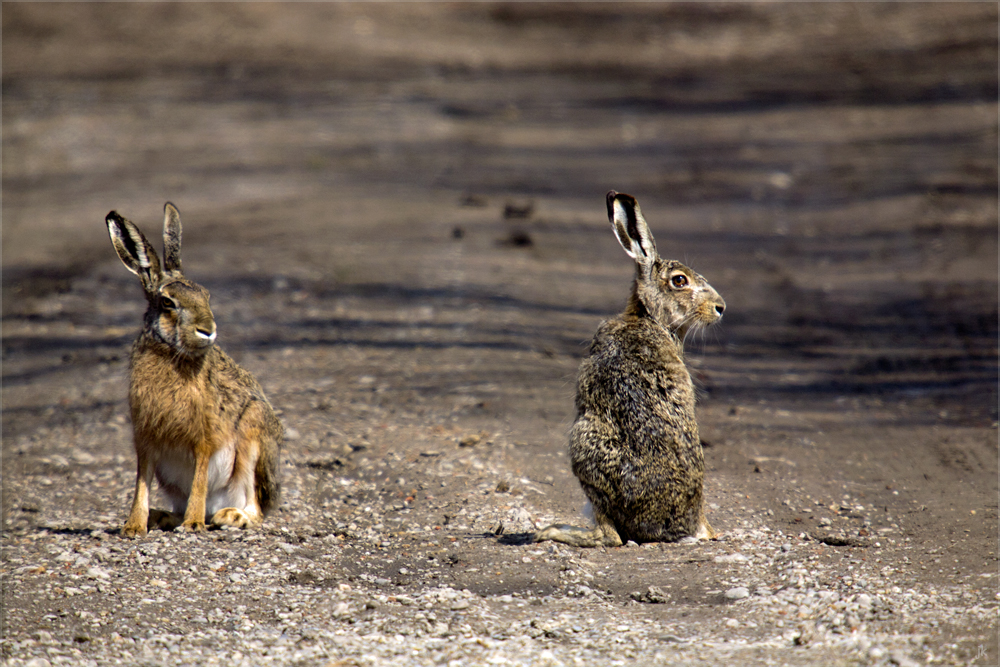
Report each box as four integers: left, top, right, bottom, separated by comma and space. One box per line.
496, 532, 536, 546
35, 526, 99, 538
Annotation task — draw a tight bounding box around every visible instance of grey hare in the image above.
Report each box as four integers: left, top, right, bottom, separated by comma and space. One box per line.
106, 203, 282, 537
535, 191, 725, 547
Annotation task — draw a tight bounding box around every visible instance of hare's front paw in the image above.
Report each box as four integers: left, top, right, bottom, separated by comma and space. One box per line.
177, 520, 207, 533
211, 507, 253, 529
121, 522, 147, 539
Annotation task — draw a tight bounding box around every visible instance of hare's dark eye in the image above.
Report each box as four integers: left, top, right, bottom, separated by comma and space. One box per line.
160, 296, 177, 310
670, 274, 689, 288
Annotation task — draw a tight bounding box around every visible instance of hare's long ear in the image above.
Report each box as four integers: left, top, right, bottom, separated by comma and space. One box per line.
162, 202, 183, 275
106, 211, 162, 294
607, 191, 657, 269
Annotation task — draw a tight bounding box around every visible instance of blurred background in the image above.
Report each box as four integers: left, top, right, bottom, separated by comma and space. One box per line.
3, 2, 997, 434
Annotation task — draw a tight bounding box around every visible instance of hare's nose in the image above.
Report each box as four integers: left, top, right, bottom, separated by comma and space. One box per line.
195, 326, 217, 343
714, 303, 725, 317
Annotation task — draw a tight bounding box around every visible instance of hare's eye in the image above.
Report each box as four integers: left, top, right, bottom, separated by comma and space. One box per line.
670, 274, 689, 288
160, 296, 177, 310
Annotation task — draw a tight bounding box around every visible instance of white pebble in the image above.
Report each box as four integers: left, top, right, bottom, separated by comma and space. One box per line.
725, 587, 750, 600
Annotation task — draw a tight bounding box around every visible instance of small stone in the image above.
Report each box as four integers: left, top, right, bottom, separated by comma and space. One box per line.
793, 627, 812, 646
450, 600, 470, 610
725, 587, 750, 600
72, 449, 98, 465
725, 618, 740, 628
631, 586, 669, 603
714, 553, 749, 564
888, 649, 920, 667
458, 432, 486, 447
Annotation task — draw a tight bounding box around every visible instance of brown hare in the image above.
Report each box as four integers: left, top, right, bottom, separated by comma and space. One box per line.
535, 191, 725, 547
106, 203, 282, 537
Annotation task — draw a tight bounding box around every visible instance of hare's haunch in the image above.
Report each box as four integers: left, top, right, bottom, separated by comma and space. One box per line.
106, 203, 282, 538
535, 192, 725, 547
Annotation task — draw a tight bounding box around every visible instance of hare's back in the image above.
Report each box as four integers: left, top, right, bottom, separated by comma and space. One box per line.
576, 317, 697, 448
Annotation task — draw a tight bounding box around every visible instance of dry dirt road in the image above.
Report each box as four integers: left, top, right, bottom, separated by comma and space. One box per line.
2, 4, 998, 666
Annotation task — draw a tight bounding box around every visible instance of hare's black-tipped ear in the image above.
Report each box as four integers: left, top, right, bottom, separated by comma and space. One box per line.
106, 211, 162, 294
162, 202, 183, 275
607, 191, 657, 266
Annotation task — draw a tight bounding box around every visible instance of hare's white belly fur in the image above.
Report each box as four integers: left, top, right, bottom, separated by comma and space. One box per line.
155, 444, 251, 516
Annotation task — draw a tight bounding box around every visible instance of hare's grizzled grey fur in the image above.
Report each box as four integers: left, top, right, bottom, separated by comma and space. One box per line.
535, 191, 725, 547
106, 203, 282, 538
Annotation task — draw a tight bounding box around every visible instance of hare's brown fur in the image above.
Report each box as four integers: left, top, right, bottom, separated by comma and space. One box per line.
535, 192, 724, 547
107, 203, 282, 538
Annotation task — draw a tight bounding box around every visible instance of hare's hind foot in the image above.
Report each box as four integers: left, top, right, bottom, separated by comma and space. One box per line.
695, 515, 718, 540
210, 507, 260, 530
534, 522, 623, 548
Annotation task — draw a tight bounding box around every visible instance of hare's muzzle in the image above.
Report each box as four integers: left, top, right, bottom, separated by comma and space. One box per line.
703, 292, 726, 325
179, 309, 217, 352
195, 326, 217, 345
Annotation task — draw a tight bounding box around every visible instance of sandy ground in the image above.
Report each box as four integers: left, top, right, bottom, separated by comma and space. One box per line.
2, 3, 998, 666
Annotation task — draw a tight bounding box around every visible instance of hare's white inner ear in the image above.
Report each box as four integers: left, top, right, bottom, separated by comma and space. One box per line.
108, 218, 151, 275
611, 197, 656, 265
124, 222, 153, 269
107, 213, 163, 295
